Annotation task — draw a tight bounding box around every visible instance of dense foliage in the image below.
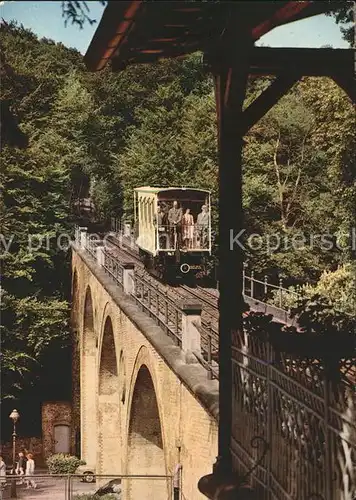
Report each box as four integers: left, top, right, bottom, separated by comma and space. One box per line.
46, 453, 85, 474
0, 15, 354, 434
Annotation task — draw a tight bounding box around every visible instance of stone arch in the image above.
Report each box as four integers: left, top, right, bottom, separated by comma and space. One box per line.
97, 315, 120, 475
81, 286, 97, 465
126, 355, 168, 500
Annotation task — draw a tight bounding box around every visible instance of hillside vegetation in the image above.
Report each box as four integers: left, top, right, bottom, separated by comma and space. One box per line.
0, 22, 354, 429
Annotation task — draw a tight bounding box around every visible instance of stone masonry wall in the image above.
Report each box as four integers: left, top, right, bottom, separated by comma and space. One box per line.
42, 401, 72, 460
72, 246, 219, 499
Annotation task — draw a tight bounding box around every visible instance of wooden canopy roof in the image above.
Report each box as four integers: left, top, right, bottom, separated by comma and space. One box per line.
84, 1, 333, 72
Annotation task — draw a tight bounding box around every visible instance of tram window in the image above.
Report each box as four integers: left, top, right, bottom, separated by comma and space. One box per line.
139, 198, 144, 228
142, 199, 147, 226
149, 200, 154, 225
147, 200, 150, 226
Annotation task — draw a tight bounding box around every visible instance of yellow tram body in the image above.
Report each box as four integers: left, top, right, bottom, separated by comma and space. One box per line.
133, 187, 211, 279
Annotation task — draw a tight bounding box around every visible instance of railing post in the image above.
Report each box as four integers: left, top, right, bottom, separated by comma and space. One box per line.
279, 278, 283, 308
165, 291, 169, 328
122, 263, 135, 295
96, 244, 105, 267
181, 301, 202, 354
251, 270, 254, 299
148, 278, 152, 310
324, 375, 332, 500
264, 275, 268, 296
207, 322, 213, 380
242, 263, 246, 295
79, 227, 88, 249
74, 225, 79, 244
266, 340, 273, 494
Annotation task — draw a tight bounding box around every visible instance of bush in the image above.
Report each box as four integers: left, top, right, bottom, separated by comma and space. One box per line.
46, 453, 85, 474
267, 263, 356, 315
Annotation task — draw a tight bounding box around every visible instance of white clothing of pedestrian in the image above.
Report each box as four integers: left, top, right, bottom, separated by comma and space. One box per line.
0, 456, 6, 488
25, 454, 37, 489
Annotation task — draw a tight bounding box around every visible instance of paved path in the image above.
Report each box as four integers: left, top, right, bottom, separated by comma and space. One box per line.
1, 476, 96, 499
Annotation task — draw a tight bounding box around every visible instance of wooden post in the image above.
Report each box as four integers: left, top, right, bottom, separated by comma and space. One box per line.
213, 28, 252, 475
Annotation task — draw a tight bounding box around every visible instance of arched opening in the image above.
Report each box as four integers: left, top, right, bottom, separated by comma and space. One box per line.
97, 315, 120, 475
81, 287, 97, 465
126, 365, 167, 500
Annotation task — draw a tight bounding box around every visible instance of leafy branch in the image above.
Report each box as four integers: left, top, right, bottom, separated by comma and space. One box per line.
61, 1, 107, 29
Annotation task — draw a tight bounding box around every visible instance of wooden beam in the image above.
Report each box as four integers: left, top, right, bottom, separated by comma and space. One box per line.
214, 28, 253, 476
242, 74, 300, 133
332, 75, 356, 104
249, 47, 354, 77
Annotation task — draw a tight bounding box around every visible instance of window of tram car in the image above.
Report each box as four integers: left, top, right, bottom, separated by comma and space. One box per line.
155, 191, 210, 250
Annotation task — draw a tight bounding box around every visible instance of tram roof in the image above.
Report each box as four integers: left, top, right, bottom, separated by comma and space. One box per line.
134, 186, 210, 194
84, 1, 332, 72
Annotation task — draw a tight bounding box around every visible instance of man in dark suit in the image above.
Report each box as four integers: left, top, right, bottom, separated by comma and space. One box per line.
153, 205, 168, 249
168, 201, 182, 249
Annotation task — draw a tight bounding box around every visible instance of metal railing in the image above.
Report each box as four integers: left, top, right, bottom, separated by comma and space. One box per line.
230, 335, 356, 500
102, 248, 124, 287
243, 265, 301, 310
0, 473, 174, 499
132, 272, 182, 345
152, 223, 210, 251
76, 232, 182, 344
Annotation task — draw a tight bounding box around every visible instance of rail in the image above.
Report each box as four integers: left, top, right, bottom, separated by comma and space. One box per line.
108, 222, 302, 312
243, 264, 301, 310
85, 234, 98, 259
76, 230, 182, 344
74, 227, 301, 380
132, 272, 182, 345
231, 334, 356, 500
73, 227, 356, 499
0, 473, 174, 499
102, 248, 124, 287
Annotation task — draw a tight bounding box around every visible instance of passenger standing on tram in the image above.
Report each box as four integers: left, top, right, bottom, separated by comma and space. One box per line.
182, 208, 194, 249
168, 201, 182, 249
153, 205, 168, 249
197, 205, 209, 248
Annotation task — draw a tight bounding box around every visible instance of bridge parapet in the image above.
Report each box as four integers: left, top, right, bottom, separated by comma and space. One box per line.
75, 226, 208, 362
74, 226, 300, 381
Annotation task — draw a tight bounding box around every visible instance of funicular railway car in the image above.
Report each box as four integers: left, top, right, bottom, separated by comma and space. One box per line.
134, 187, 211, 282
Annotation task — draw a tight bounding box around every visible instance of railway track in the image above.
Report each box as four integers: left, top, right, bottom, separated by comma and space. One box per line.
87, 230, 220, 370
98, 232, 221, 353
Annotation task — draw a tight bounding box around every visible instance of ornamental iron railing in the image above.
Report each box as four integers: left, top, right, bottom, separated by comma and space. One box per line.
231, 333, 356, 500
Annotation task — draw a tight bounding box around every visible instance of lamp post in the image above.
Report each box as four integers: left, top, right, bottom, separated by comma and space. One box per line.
9, 409, 20, 499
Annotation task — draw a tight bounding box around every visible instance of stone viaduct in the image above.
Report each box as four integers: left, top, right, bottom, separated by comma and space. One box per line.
71, 242, 219, 499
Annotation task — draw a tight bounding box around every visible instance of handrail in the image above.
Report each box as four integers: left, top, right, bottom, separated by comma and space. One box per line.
243, 264, 302, 309
102, 248, 124, 286
132, 271, 182, 344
